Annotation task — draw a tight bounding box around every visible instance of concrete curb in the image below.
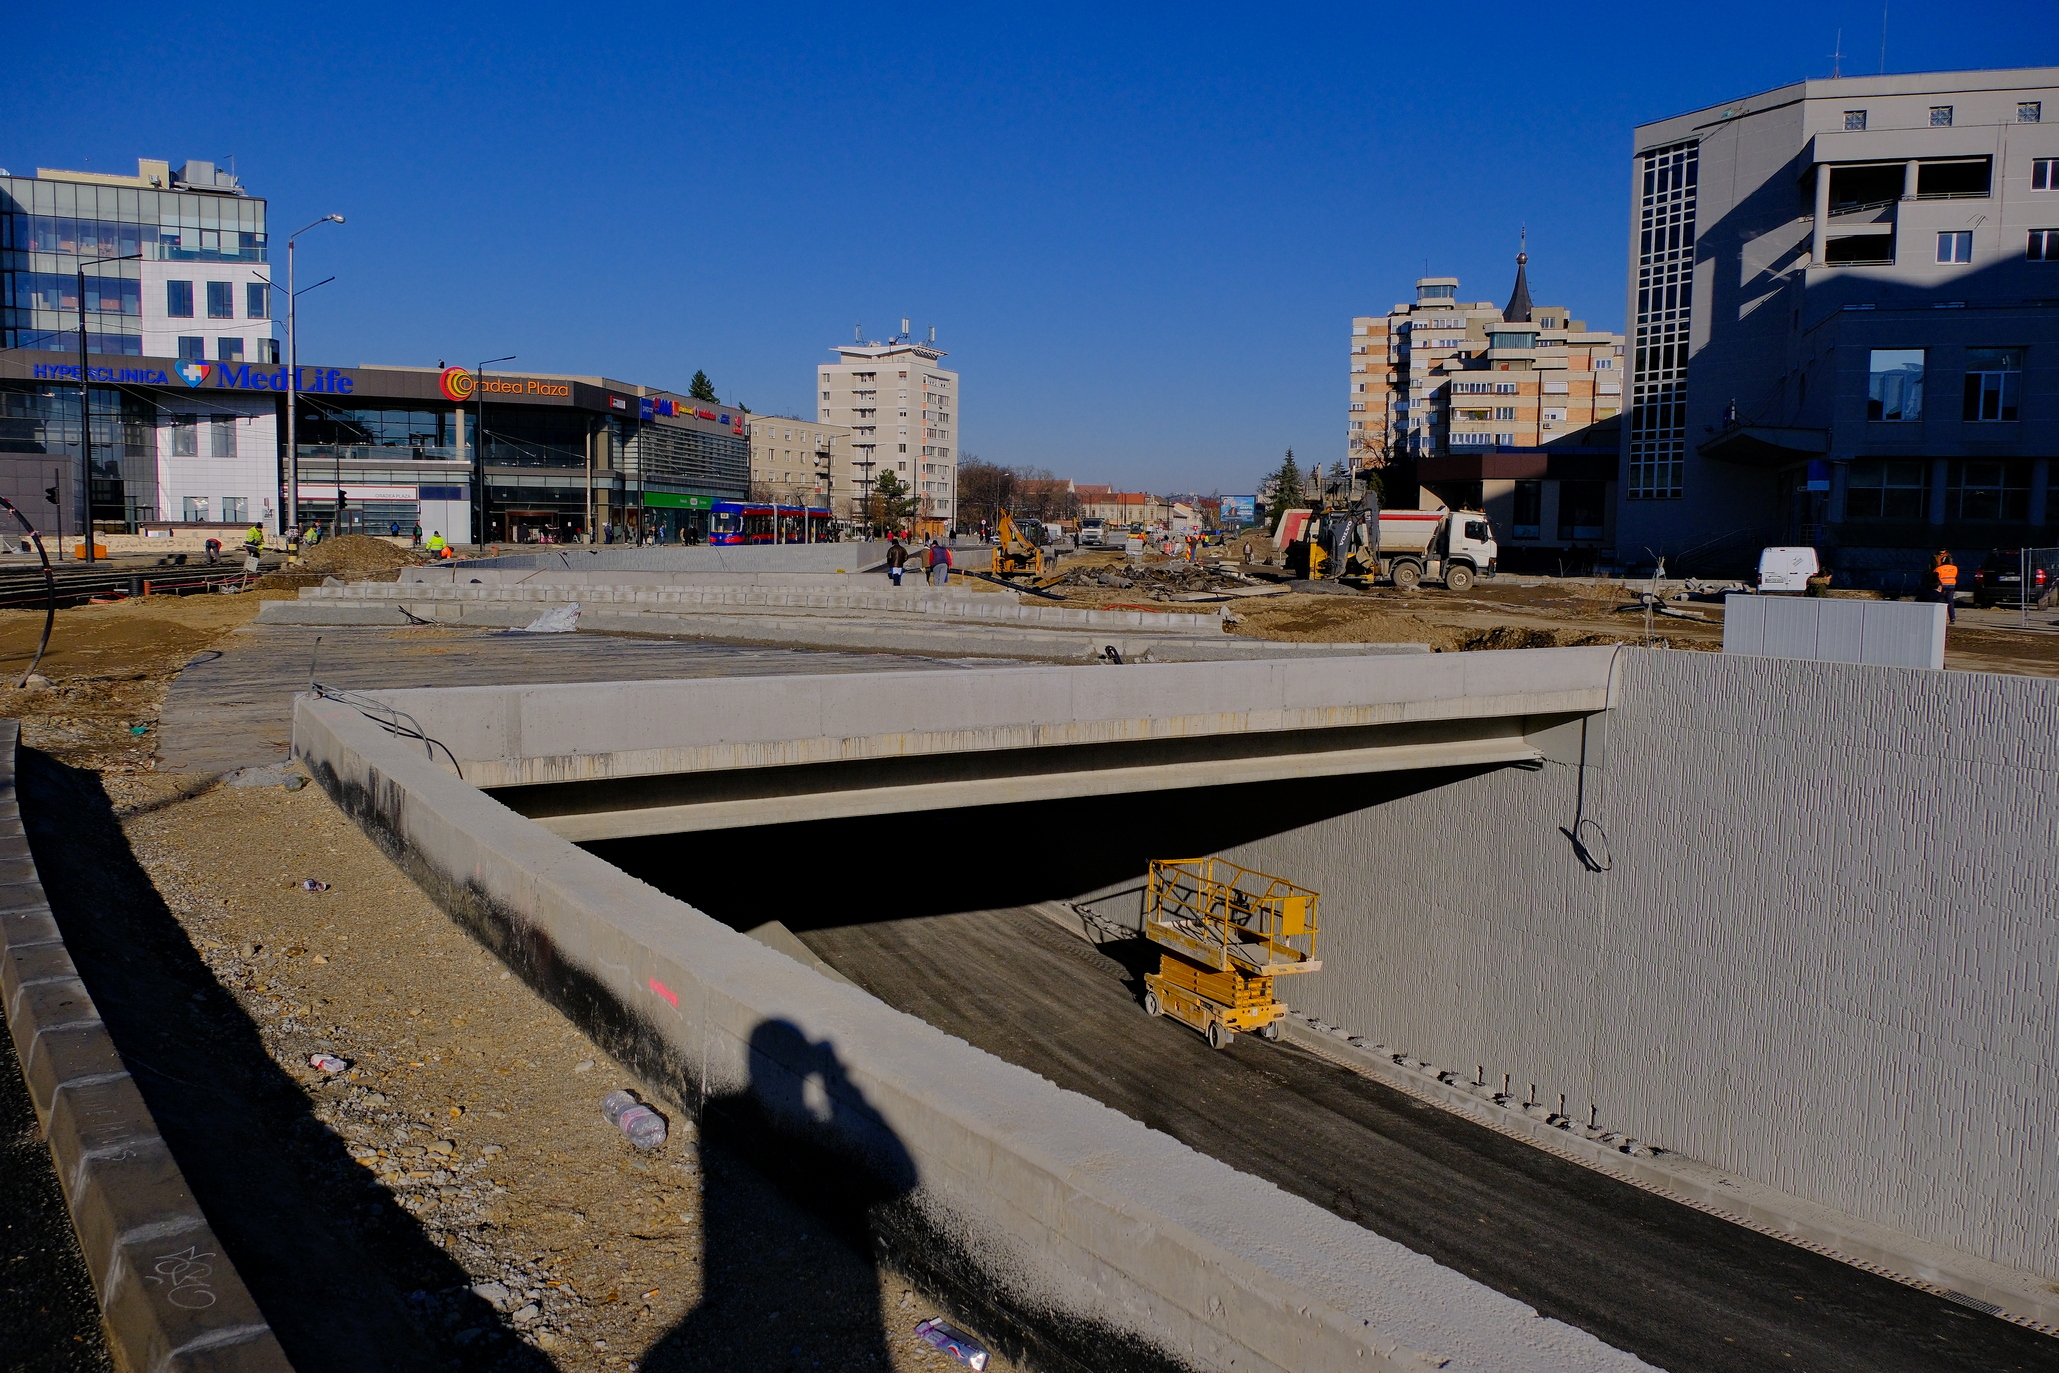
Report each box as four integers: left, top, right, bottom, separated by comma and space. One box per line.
0, 719, 292, 1372
1273, 1019, 2059, 1337
254, 598, 1432, 662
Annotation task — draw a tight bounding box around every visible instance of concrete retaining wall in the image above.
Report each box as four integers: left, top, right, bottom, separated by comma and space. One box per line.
1220, 649, 2059, 1288
0, 721, 289, 1372
292, 682, 1649, 1372
445, 542, 987, 575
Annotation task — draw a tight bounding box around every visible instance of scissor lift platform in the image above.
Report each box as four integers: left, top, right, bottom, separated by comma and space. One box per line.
1140, 858, 1320, 1049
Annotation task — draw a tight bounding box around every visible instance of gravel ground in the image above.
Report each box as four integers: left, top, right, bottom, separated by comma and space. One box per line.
73, 766, 1015, 1373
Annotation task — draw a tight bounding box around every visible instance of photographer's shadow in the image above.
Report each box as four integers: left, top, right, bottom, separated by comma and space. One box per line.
642, 1019, 919, 1371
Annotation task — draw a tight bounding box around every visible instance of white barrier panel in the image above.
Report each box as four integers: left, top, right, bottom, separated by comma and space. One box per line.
1722, 594, 1945, 669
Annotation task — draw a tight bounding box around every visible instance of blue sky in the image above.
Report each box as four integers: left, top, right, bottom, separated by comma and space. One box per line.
10, 2, 2054, 494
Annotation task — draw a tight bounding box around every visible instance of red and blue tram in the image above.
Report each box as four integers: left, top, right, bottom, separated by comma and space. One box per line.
708, 501, 838, 545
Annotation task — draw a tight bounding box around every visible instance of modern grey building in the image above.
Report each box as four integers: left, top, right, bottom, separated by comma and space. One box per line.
1616, 67, 2059, 586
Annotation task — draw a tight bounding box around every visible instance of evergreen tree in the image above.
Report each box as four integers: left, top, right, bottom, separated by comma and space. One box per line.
1264, 449, 1303, 510
870, 470, 920, 529
688, 370, 717, 402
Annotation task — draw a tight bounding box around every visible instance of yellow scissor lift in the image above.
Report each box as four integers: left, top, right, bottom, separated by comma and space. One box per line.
1141, 858, 1320, 1049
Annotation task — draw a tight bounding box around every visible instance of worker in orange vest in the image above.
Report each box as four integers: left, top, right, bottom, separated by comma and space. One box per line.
1931, 549, 1959, 624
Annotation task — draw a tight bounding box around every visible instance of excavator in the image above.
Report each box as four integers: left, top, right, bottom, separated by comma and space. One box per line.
992, 509, 1045, 578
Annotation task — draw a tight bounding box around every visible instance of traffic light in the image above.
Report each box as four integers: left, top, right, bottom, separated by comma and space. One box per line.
43, 485, 57, 505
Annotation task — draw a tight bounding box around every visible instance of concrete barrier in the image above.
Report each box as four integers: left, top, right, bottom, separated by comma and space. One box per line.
0, 721, 289, 1372
1722, 593, 1947, 668
444, 542, 975, 576
293, 664, 1649, 1373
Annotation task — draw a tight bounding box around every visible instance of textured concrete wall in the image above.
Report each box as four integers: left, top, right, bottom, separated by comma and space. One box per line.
1226, 649, 2059, 1280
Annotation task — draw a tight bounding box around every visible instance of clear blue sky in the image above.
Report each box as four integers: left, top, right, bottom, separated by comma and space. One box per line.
10, 2, 2054, 495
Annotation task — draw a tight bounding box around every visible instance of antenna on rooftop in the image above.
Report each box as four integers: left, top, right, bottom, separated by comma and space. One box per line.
927, 325, 936, 343
1878, 2, 1887, 73
901, 317, 911, 340
1829, 27, 1844, 78
854, 323, 862, 343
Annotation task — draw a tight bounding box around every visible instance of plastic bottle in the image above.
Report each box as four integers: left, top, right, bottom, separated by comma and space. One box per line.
600, 1090, 667, 1150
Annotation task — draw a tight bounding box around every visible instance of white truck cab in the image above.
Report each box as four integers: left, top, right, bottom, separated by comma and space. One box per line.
1376, 508, 1498, 591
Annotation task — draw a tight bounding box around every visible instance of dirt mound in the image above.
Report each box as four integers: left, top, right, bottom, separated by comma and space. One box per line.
299, 535, 426, 579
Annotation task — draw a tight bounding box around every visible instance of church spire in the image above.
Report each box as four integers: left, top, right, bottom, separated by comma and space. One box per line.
1503, 228, 1533, 324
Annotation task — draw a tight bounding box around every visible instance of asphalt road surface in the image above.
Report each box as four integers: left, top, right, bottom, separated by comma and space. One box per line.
772, 904, 2058, 1373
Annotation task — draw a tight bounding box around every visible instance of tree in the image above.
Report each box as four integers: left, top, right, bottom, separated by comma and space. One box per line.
1260, 449, 1303, 515
688, 370, 717, 402
868, 470, 920, 531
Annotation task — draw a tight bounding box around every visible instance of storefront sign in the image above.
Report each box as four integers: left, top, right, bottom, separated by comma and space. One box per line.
440, 367, 571, 402
642, 492, 713, 510
31, 362, 174, 385
439, 367, 474, 402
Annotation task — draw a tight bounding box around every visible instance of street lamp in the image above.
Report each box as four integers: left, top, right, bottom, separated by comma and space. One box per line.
74, 251, 142, 562
284, 214, 345, 536
470, 356, 515, 547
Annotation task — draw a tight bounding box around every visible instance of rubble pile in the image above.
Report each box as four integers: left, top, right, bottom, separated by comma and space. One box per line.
1050, 561, 1256, 599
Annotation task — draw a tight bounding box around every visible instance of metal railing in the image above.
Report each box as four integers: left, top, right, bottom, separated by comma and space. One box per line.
2021, 547, 2059, 629
1145, 857, 1319, 972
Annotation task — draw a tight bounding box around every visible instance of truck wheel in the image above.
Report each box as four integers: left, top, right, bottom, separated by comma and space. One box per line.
1206, 1021, 1233, 1050
1143, 991, 1162, 1018
1445, 564, 1475, 592
1259, 1021, 1281, 1042
1391, 561, 1422, 592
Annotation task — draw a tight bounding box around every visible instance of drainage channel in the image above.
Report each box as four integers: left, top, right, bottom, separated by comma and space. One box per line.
595, 801, 2059, 1373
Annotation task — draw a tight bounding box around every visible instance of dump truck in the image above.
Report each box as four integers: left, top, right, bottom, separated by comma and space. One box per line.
1282, 506, 1498, 590
1141, 858, 1321, 1050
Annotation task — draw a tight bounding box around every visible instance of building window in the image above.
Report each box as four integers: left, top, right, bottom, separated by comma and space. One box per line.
221, 498, 248, 524
169, 415, 198, 457
1511, 481, 1542, 538
218, 338, 244, 362
2034, 159, 2059, 191
1449, 432, 1493, 447
2021, 102, 2042, 123
167, 281, 194, 317
182, 497, 209, 522
1844, 460, 1928, 520
1558, 481, 1606, 540
205, 282, 233, 319
177, 337, 205, 360
246, 283, 268, 319
1867, 349, 1924, 421
1494, 407, 1517, 421
1962, 348, 2022, 421
2030, 229, 2059, 260
1630, 139, 1696, 500
1947, 461, 2032, 521
1929, 106, 1954, 126
209, 415, 236, 457
263, 339, 280, 363
1936, 231, 1973, 264
1843, 110, 1867, 130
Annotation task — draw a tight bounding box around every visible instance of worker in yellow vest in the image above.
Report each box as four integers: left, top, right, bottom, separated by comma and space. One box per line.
425, 531, 448, 559
1931, 549, 1958, 624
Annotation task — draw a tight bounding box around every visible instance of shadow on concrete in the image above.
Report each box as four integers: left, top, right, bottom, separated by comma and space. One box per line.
594, 767, 1472, 934
17, 752, 549, 1373
642, 1019, 915, 1371
0, 973, 114, 1373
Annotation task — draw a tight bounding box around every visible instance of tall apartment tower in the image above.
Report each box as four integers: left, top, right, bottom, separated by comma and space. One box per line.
1616, 67, 2059, 582
1350, 259, 1623, 556
818, 336, 958, 528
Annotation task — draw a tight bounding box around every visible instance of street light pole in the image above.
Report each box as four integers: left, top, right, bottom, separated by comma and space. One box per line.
74, 251, 142, 563
470, 356, 515, 547
284, 214, 345, 537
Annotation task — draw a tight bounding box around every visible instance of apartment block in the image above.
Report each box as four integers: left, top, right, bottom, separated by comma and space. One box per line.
1617, 67, 2059, 583
817, 337, 958, 528
1353, 256, 1625, 560
748, 414, 856, 513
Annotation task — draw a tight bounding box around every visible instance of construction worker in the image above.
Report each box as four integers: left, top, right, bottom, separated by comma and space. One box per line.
425, 530, 448, 558
1932, 549, 1959, 624
244, 522, 265, 558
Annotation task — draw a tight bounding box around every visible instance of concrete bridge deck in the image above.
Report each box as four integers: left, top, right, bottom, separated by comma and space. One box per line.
371, 649, 1611, 841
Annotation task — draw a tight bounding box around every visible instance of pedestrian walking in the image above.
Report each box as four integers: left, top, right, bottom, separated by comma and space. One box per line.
1932, 549, 1959, 624
927, 539, 953, 586
886, 537, 909, 587
410, 523, 422, 548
